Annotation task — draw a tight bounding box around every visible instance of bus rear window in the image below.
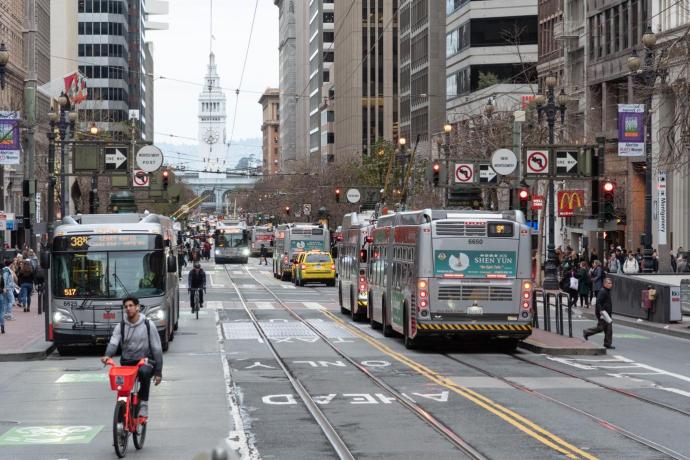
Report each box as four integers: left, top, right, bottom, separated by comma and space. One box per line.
488, 222, 513, 237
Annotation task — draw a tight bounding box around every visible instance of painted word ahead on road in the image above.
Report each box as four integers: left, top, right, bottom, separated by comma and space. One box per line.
434, 250, 517, 277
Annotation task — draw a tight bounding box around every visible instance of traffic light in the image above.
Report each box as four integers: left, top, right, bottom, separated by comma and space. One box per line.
518, 188, 529, 213
162, 169, 170, 191
602, 180, 615, 222
335, 188, 341, 203
285, 206, 291, 215
432, 162, 441, 186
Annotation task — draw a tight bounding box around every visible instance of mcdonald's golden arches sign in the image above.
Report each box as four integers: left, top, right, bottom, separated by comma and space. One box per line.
557, 190, 585, 217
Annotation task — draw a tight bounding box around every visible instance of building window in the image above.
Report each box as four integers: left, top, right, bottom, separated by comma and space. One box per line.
323, 12, 334, 23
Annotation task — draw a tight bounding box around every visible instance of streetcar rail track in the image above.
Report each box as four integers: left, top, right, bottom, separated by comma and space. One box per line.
224, 265, 486, 460
444, 353, 690, 460
510, 353, 690, 419
223, 266, 355, 460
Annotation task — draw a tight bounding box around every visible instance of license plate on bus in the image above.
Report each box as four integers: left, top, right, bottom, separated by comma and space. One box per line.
466, 306, 484, 315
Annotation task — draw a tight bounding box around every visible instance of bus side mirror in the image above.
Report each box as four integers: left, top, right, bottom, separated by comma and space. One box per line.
40, 251, 50, 269
167, 255, 177, 273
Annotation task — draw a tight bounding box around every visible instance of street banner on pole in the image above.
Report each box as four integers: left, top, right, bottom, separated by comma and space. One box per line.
557, 190, 584, 217
0, 112, 20, 164
657, 172, 667, 245
618, 104, 645, 156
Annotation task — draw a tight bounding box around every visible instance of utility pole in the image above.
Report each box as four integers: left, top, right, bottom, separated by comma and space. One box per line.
23, 0, 37, 248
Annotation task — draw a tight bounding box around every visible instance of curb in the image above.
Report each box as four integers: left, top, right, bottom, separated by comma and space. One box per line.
577, 310, 690, 341
0, 343, 55, 362
518, 339, 606, 356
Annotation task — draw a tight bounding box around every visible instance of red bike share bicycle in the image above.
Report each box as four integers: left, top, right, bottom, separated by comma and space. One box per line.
105, 358, 149, 458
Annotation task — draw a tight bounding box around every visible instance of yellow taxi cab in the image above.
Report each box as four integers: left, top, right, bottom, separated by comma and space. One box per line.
293, 251, 336, 287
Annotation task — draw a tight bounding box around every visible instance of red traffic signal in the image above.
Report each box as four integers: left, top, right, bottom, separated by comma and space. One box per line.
518, 188, 529, 201
335, 188, 341, 202
284, 206, 291, 215
602, 181, 615, 193
432, 162, 441, 172
162, 169, 170, 190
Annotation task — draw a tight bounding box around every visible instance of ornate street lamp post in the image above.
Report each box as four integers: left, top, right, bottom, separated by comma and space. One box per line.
55, 92, 77, 219
0, 43, 9, 90
628, 26, 659, 273
536, 73, 567, 290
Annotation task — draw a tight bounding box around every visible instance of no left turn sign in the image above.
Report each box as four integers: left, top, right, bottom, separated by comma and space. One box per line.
133, 169, 150, 187
454, 163, 474, 183
526, 150, 549, 174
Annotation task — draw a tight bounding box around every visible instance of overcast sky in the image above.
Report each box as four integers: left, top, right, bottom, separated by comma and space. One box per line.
150, 0, 278, 146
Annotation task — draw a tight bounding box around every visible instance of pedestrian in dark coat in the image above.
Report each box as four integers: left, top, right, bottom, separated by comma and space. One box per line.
583, 277, 615, 349
590, 260, 603, 305
576, 261, 590, 307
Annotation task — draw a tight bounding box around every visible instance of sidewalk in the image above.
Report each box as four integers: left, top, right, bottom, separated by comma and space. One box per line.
571, 304, 690, 341
518, 328, 605, 355
0, 293, 54, 362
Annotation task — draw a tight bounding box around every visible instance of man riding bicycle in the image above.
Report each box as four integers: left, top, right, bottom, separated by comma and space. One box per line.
188, 262, 206, 310
101, 296, 163, 418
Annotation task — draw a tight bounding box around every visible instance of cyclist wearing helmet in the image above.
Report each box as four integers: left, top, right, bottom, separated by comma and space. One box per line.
101, 296, 163, 418
188, 262, 206, 309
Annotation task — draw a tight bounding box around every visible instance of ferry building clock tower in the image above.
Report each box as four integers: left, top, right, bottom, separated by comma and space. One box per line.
198, 52, 227, 179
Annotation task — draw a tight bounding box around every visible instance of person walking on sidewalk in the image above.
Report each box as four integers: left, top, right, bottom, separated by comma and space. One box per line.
2, 259, 17, 321
590, 260, 604, 305
17, 261, 35, 313
583, 277, 615, 349
623, 253, 639, 274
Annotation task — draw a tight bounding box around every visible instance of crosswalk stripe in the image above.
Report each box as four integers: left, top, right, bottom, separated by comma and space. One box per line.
206, 301, 223, 310
303, 302, 325, 310
281, 285, 296, 289
254, 302, 275, 310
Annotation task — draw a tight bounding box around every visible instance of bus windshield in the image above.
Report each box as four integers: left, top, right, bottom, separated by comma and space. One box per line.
216, 233, 247, 248
52, 250, 166, 298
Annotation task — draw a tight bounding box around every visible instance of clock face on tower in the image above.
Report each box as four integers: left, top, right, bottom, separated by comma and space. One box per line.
203, 127, 219, 144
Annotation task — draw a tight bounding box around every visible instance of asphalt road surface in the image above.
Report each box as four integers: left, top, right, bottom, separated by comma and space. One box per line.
2, 258, 690, 459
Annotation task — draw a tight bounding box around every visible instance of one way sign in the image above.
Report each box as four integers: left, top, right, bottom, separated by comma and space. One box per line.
556, 150, 578, 175
479, 164, 497, 183
105, 147, 128, 171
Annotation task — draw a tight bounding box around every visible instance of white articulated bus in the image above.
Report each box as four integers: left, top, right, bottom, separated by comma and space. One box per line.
337, 211, 376, 321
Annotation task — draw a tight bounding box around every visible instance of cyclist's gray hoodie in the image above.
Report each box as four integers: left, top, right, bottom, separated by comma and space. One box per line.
105, 314, 163, 377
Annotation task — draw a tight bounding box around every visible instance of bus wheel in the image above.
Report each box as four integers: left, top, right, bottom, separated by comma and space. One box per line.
382, 298, 394, 337
161, 331, 170, 352
339, 282, 348, 315
403, 305, 417, 350
501, 339, 519, 352
56, 345, 71, 356
369, 293, 381, 330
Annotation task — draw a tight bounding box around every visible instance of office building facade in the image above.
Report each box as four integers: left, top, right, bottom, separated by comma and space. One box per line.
333, 0, 399, 163
259, 88, 280, 175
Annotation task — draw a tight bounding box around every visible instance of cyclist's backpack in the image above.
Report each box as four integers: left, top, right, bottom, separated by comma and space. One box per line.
116, 318, 153, 359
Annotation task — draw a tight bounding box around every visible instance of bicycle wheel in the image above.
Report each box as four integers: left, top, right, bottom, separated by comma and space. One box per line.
132, 400, 147, 450
113, 400, 129, 458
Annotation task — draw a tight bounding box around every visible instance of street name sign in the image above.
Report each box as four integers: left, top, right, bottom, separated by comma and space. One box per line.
479, 164, 497, 183
135, 145, 164, 173
491, 148, 517, 175
454, 163, 474, 183
104, 147, 128, 171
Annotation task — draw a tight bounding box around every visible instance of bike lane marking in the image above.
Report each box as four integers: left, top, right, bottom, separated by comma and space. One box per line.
0, 425, 103, 445
56, 373, 108, 383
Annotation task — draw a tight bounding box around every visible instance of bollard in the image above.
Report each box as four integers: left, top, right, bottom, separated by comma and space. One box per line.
532, 291, 540, 329
567, 298, 573, 338
543, 292, 550, 332
555, 293, 562, 335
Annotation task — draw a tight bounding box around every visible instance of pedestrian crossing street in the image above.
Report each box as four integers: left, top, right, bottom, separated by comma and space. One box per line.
179, 300, 333, 311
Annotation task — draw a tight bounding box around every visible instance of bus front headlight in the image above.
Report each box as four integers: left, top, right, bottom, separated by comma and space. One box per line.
215, 249, 220, 255
146, 307, 165, 322
242, 248, 250, 256
53, 309, 74, 324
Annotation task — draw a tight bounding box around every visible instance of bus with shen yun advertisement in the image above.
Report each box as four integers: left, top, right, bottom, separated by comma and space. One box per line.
365, 209, 533, 349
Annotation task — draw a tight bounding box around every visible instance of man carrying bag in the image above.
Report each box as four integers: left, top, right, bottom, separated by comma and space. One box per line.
583, 277, 615, 349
